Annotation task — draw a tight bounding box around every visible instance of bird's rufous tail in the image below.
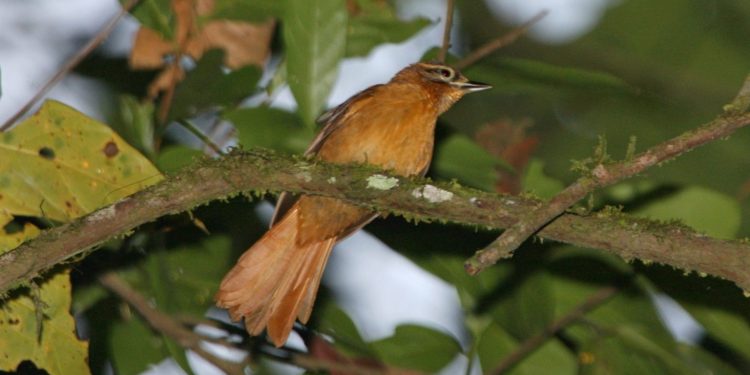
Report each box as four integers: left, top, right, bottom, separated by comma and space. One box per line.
215, 206, 335, 347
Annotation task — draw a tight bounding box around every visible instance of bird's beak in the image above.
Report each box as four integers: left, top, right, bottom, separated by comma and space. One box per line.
454, 81, 492, 92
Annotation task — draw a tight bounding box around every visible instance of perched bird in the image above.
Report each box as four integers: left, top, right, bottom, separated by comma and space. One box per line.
215, 62, 490, 347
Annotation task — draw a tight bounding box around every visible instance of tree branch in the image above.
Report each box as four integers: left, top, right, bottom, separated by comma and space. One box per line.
98, 272, 247, 374
2, 144, 750, 295
465, 77, 750, 276
455, 10, 548, 71
437, 0, 455, 63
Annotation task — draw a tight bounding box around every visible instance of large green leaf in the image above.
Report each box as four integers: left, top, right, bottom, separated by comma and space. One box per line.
169, 49, 262, 121
521, 159, 565, 199
642, 265, 750, 361
489, 268, 555, 340
432, 134, 510, 191
110, 312, 171, 375
477, 321, 576, 375
346, 0, 430, 57
155, 145, 203, 173
630, 184, 749, 360
313, 301, 375, 358
632, 185, 741, 239
112, 95, 157, 159
370, 324, 462, 373
465, 58, 636, 97
283, 0, 347, 127
223, 106, 313, 154
0, 100, 163, 221
107, 234, 234, 373
544, 247, 735, 374
133, 235, 233, 318
579, 325, 713, 375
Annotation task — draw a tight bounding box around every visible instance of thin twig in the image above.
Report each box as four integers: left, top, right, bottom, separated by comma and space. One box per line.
437, 0, 456, 63
464, 74, 750, 276
100, 274, 411, 374
177, 119, 226, 156
291, 353, 419, 375
489, 285, 621, 374
98, 272, 247, 374
0, 0, 141, 131
725, 74, 750, 114
455, 10, 548, 71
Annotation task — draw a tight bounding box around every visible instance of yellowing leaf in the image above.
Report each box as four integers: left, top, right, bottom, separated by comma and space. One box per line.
0, 100, 163, 375
0, 100, 163, 222
0, 212, 40, 253
0, 271, 89, 375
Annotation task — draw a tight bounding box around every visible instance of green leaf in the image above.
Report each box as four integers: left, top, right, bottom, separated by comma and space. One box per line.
346, 0, 430, 57
224, 107, 314, 154
110, 311, 172, 375
432, 134, 510, 191
465, 58, 636, 96
136, 235, 234, 317
112, 95, 156, 159
127, 0, 174, 39
579, 325, 708, 375
490, 269, 555, 340
155, 145, 203, 173
283, 0, 347, 127
477, 322, 576, 374
0, 100, 163, 222
674, 343, 742, 375
632, 185, 741, 239
370, 324, 462, 372
108, 235, 234, 374
169, 49, 262, 122
521, 159, 565, 199
546, 248, 702, 374
0, 271, 90, 375
642, 265, 750, 361
209, 0, 281, 22
313, 301, 374, 357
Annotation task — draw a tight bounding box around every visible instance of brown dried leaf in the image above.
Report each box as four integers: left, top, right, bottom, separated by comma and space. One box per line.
130, 27, 174, 69
129, 0, 274, 99
172, 0, 196, 46
188, 19, 274, 68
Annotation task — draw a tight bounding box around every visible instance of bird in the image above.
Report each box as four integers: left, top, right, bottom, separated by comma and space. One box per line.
215, 62, 491, 347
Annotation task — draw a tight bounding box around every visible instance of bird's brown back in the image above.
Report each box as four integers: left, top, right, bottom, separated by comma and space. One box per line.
295, 76, 444, 244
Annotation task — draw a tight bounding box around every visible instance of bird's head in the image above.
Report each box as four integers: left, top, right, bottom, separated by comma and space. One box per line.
391, 62, 491, 114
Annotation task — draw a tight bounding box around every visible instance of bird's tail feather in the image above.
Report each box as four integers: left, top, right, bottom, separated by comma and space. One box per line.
215, 206, 335, 347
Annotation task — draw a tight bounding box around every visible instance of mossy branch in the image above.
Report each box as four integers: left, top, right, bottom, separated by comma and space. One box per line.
465, 75, 750, 276
1, 148, 750, 295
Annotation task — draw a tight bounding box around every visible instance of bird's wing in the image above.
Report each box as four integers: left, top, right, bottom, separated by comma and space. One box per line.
270, 85, 383, 227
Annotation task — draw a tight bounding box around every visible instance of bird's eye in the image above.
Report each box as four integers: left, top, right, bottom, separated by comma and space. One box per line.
433, 67, 454, 81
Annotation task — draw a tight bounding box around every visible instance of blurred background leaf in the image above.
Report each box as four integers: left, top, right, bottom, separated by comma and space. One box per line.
283, 0, 348, 127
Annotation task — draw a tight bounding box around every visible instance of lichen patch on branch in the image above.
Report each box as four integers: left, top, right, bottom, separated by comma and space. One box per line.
412, 184, 454, 203
366, 174, 399, 190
